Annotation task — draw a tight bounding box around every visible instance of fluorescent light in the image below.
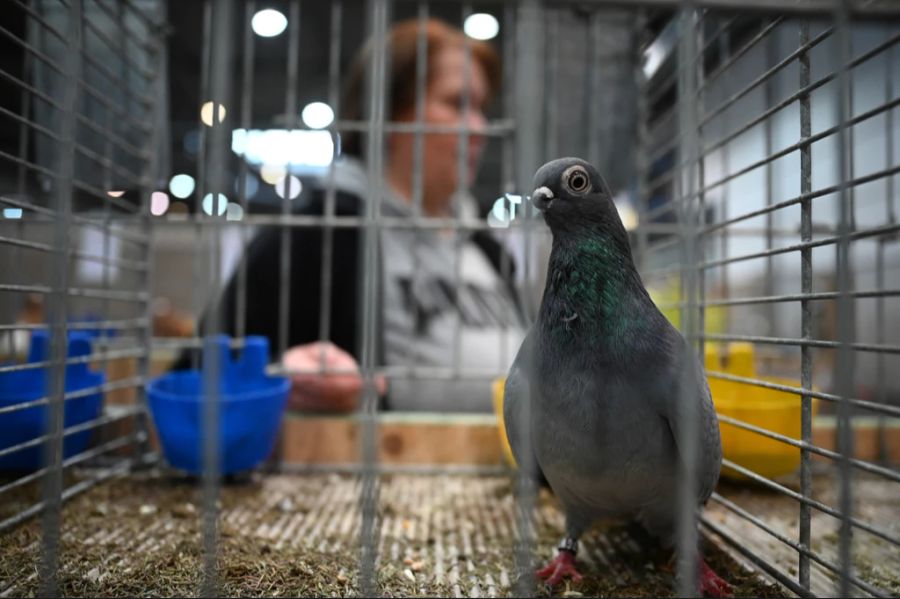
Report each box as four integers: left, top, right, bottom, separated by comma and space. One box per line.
464, 13, 499, 41
232, 128, 334, 168
3, 208, 23, 219
150, 191, 170, 216
201, 101, 226, 126
202, 193, 228, 216
168, 173, 196, 199
301, 102, 335, 129
251, 9, 287, 38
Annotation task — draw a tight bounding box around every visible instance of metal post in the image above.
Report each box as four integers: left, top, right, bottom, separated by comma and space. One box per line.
200, 0, 234, 595
797, 19, 813, 594
40, 0, 81, 594
513, 1, 543, 596
359, 1, 389, 593
675, 6, 700, 598
832, 1, 856, 596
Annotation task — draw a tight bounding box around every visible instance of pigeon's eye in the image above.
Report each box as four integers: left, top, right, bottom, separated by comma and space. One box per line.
564, 167, 590, 194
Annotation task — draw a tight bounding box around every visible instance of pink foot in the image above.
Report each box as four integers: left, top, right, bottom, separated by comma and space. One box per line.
700, 558, 733, 597
536, 550, 583, 586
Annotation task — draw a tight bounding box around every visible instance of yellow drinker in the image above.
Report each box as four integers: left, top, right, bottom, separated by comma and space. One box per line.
706, 342, 816, 481
493, 343, 814, 479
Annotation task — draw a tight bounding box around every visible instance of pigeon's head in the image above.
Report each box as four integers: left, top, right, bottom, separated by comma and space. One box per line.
530, 157, 620, 234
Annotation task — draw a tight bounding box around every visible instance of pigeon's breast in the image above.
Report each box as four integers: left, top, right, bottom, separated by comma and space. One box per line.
533, 372, 679, 517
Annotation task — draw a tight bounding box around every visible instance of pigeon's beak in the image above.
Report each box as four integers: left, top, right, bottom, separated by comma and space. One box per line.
531, 186, 555, 211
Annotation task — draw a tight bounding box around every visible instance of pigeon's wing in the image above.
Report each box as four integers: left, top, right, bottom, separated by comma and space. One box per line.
503, 329, 547, 485
657, 330, 723, 504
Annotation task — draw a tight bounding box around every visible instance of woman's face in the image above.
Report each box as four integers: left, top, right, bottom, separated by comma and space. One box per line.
390, 45, 489, 215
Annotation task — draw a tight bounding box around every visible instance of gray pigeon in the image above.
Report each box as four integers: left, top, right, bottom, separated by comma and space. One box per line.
504, 157, 731, 596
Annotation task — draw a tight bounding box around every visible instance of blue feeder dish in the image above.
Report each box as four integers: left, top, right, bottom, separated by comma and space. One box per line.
147, 336, 289, 475
0, 330, 105, 471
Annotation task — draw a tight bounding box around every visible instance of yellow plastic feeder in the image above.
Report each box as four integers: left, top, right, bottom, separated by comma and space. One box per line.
706, 343, 817, 481
493, 343, 815, 480
492, 377, 517, 468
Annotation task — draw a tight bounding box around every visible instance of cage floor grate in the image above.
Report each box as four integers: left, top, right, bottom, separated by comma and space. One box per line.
0, 470, 804, 597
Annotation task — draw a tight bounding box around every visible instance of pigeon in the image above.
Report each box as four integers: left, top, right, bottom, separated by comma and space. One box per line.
503, 157, 731, 597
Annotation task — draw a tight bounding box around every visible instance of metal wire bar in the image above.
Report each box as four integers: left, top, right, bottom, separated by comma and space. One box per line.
513, 1, 541, 594
0, 283, 150, 303
719, 458, 900, 547
80, 50, 154, 108
706, 494, 888, 598
39, 1, 82, 590
699, 94, 900, 201
674, 7, 701, 596
702, 333, 900, 354
0, 455, 139, 534
701, 163, 900, 235
0, 66, 152, 163
706, 369, 900, 419
646, 144, 679, 182
0, 234, 147, 272
798, 20, 813, 591
0, 344, 147, 375
68, 136, 148, 190
326, 118, 514, 135
233, 0, 256, 340
81, 12, 155, 82
875, 30, 896, 467
10, 0, 67, 44
698, 16, 785, 95
700, 288, 900, 307
0, 195, 149, 246
0, 317, 148, 333
450, 1, 474, 382
0, 376, 146, 415
1, 147, 142, 211
112, 0, 164, 35
700, 222, 900, 270
716, 414, 900, 483
151, 212, 554, 235
701, 28, 900, 156
700, 516, 815, 598
0, 431, 145, 499
358, 0, 388, 591
395, 0, 426, 382
132, 0, 162, 468
199, 0, 234, 593
90, 0, 160, 58
0, 22, 70, 82
701, 26, 832, 127
832, 4, 855, 594
0, 406, 143, 461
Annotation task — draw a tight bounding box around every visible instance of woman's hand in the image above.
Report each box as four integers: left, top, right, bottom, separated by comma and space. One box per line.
281, 341, 386, 412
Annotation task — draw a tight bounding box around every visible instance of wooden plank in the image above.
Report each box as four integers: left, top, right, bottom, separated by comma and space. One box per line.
279, 413, 505, 466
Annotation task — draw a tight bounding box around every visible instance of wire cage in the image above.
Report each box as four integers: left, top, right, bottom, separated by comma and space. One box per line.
0, 0, 898, 597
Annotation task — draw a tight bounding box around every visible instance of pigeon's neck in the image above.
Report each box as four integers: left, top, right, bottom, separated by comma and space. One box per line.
540, 231, 650, 343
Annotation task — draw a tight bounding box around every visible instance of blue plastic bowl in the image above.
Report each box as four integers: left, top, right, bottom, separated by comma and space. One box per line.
147, 335, 289, 475
0, 330, 105, 471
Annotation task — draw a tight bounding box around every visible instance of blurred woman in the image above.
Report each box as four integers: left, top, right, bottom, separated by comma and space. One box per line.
216, 18, 526, 412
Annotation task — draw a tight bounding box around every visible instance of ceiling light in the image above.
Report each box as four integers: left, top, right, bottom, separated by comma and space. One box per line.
252, 9, 287, 38
464, 13, 499, 41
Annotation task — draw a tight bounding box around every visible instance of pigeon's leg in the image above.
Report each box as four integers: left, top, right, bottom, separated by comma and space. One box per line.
699, 558, 732, 598
536, 537, 583, 586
